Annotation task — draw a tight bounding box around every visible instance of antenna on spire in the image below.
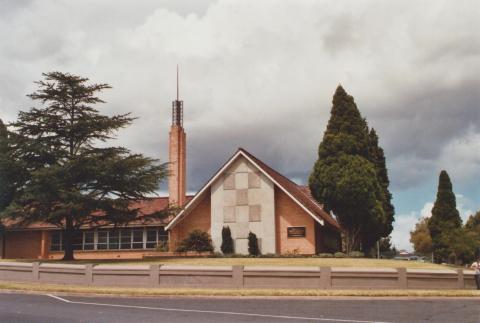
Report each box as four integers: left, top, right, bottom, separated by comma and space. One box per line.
172, 64, 183, 127
176, 64, 179, 101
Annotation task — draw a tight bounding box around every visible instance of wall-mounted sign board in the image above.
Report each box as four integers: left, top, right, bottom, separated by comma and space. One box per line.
287, 226, 306, 238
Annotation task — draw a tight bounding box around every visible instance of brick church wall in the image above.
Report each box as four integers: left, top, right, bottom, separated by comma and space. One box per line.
169, 191, 212, 251
275, 186, 316, 255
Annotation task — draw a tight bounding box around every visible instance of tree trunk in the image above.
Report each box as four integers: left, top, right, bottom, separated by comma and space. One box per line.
345, 227, 361, 253
62, 216, 75, 261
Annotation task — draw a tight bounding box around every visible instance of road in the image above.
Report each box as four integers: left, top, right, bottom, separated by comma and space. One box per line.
0, 292, 478, 323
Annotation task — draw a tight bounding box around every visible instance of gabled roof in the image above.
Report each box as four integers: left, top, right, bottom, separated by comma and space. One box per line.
166, 148, 340, 231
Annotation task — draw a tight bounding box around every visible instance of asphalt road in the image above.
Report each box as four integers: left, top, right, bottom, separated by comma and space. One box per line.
0, 292, 478, 323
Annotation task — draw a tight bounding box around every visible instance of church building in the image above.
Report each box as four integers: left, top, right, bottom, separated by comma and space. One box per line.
0, 75, 341, 259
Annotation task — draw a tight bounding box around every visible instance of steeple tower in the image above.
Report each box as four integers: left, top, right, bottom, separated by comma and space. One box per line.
168, 65, 186, 206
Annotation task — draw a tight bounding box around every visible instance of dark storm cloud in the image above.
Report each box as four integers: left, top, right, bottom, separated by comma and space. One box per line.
0, 0, 478, 198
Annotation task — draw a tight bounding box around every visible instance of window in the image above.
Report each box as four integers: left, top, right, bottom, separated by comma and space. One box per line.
120, 229, 132, 249
146, 229, 157, 249
49, 227, 168, 251
50, 232, 62, 251
83, 231, 95, 250
97, 231, 108, 250
72, 231, 83, 251
158, 227, 168, 251
132, 229, 144, 249
109, 230, 120, 249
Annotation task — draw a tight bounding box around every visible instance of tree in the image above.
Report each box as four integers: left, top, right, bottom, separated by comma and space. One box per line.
428, 170, 462, 263
465, 211, 480, 237
0, 119, 27, 212
221, 226, 234, 254
176, 230, 214, 253
410, 217, 433, 256
366, 129, 395, 238
3, 72, 168, 260
248, 232, 260, 256
309, 85, 386, 253
464, 211, 480, 260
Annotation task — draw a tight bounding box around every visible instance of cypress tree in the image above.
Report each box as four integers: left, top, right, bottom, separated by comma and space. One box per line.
221, 226, 234, 254
317, 85, 370, 160
428, 170, 462, 263
362, 128, 395, 253
248, 232, 260, 256
309, 85, 385, 253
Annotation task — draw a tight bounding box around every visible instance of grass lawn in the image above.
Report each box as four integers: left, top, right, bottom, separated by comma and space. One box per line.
3, 257, 452, 269
0, 281, 478, 297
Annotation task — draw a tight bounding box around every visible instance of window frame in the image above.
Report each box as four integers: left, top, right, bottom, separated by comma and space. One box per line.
49, 227, 168, 252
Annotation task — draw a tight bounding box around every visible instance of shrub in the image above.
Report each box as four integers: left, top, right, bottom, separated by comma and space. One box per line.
317, 253, 334, 258
155, 243, 168, 252
221, 226, 234, 254
248, 232, 260, 256
175, 230, 214, 253
348, 251, 365, 258
259, 253, 278, 258
210, 252, 225, 258
284, 248, 303, 257
334, 252, 347, 258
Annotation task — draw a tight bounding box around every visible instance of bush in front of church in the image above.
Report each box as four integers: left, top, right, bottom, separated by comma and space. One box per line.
221, 226, 234, 255
248, 232, 260, 256
176, 230, 214, 253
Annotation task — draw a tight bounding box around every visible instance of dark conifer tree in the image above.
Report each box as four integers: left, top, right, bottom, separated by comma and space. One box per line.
428, 170, 462, 263
309, 85, 385, 252
0, 119, 27, 212
362, 128, 395, 253
3, 72, 168, 260
221, 226, 234, 254
248, 232, 260, 256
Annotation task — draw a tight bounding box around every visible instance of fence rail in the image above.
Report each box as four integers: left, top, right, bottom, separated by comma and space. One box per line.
0, 261, 476, 290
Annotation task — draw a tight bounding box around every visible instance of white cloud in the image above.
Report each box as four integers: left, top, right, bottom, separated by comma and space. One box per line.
0, 0, 478, 207
391, 202, 432, 251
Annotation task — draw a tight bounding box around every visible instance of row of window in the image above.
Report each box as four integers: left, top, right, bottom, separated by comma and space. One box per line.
50, 227, 168, 252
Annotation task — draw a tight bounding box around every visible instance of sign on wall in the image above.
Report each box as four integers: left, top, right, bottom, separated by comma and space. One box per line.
287, 226, 306, 238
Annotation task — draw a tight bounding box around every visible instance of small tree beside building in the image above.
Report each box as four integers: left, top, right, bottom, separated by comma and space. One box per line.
248, 232, 260, 256
221, 226, 234, 254
176, 230, 214, 253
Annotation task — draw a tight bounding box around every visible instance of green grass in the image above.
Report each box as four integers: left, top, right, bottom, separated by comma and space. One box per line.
3, 257, 450, 269
0, 281, 478, 297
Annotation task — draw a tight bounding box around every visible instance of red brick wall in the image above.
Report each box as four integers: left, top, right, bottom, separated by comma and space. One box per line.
4, 231, 43, 259
169, 126, 186, 206
275, 187, 316, 255
169, 191, 211, 251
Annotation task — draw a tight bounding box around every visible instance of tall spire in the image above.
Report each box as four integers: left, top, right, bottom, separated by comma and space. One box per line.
169, 65, 187, 207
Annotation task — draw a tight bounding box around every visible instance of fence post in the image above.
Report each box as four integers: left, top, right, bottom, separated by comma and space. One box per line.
397, 268, 407, 289
232, 265, 244, 288
320, 267, 331, 289
85, 264, 93, 285
457, 268, 464, 289
150, 264, 160, 286
32, 262, 40, 281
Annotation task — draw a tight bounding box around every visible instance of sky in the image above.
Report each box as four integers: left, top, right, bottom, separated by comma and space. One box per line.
0, 0, 479, 251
